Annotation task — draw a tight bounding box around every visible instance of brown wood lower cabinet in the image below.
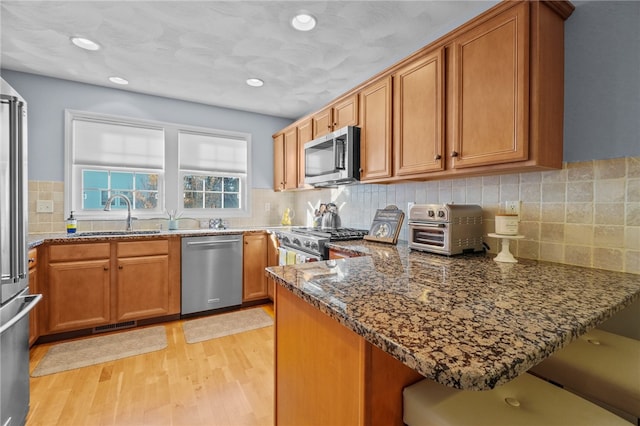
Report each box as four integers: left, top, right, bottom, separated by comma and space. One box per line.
243, 232, 269, 302
46, 243, 111, 333
115, 239, 175, 321
42, 237, 180, 336
275, 284, 423, 426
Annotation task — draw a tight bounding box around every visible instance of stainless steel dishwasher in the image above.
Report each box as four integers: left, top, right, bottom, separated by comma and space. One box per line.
181, 234, 243, 316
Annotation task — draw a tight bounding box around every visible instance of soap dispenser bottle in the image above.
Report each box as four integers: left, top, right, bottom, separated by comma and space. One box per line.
66, 211, 77, 234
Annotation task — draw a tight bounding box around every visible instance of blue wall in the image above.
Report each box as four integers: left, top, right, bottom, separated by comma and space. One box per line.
563, 1, 640, 161
0, 70, 293, 188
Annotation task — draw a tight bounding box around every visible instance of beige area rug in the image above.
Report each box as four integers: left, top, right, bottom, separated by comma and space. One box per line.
182, 308, 273, 344
31, 326, 167, 377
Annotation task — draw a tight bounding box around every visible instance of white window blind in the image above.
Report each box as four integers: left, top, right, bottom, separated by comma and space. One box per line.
73, 119, 164, 169
179, 131, 247, 173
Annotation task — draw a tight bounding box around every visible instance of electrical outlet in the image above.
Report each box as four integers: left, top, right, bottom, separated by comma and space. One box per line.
504, 200, 521, 218
407, 201, 415, 214
36, 200, 54, 213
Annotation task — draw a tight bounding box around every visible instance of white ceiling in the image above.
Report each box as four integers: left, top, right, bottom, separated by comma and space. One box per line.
0, 1, 499, 119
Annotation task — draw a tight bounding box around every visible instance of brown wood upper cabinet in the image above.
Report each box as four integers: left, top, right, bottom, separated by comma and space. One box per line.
296, 118, 313, 189
359, 76, 393, 181
393, 48, 445, 176
450, 2, 529, 169
273, 126, 298, 191
272, 1, 572, 185
312, 94, 359, 139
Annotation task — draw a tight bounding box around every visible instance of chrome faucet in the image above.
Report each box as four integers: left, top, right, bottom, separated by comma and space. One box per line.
104, 194, 133, 231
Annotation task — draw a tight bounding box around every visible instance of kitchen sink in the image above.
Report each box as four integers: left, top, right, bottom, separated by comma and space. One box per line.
70, 230, 162, 237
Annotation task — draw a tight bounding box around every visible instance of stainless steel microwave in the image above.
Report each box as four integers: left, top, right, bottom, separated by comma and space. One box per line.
304, 125, 360, 187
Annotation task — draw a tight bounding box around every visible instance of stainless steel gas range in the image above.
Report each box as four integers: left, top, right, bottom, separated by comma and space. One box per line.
274, 227, 368, 262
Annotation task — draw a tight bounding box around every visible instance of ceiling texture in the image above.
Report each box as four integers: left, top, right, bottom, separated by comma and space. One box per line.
1, 1, 499, 119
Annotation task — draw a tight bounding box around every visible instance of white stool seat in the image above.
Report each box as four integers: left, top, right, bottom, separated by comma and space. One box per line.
530, 328, 640, 421
403, 373, 631, 426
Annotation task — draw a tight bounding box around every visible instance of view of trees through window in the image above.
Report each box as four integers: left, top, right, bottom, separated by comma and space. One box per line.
82, 170, 159, 210
183, 175, 240, 209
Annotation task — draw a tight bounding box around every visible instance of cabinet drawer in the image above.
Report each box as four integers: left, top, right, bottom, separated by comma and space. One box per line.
117, 239, 168, 257
49, 243, 110, 262
28, 248, 37, 269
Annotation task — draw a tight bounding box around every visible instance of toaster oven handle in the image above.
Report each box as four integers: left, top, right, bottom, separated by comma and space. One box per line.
410, 222, 446, 228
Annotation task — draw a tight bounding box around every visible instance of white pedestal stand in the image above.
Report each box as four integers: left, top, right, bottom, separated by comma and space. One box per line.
488, 233, 525, 263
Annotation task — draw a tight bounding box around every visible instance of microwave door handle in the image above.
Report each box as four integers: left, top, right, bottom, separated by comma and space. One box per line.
334, 137, 345, 170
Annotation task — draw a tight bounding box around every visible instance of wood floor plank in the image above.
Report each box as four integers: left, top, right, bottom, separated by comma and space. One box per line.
27, 305, 274, 426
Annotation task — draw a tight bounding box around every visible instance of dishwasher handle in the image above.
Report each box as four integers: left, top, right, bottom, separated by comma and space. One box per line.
0, 294, 42, 335
186, 239, 241, 247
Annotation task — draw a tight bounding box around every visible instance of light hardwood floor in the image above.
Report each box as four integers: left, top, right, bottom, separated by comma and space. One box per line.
26, 305, 275, 426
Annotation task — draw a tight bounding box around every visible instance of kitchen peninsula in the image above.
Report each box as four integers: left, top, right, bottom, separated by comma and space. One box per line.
266, 241, 640, 425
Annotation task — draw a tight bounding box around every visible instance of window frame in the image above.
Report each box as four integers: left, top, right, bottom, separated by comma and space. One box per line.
64, 109, 252, 221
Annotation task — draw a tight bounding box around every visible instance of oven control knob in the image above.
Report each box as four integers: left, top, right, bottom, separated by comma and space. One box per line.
437, 210, 445, 218
292, 238, 301, 246
428, 210, 435, 218
303, 240, 311, 248
282, 236, 290, 244
311, 242, 319, 251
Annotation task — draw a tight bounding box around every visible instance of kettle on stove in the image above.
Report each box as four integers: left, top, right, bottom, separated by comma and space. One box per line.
321, 203, 341, 229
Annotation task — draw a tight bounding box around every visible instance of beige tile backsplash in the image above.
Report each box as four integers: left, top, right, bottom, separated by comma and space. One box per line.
29, 156, 639, 274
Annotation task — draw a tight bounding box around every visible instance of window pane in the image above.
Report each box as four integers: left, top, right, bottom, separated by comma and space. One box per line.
205, 193, 222, 209
112, 172, 134, 190
83, 189, 103, 209
136, 173, 158, 191
83, 170, 108, 189
205, 176, 223, 192
224, 193, 239, 208
135, 191, 158, 209
184, 192, 203, 208
183, 175, 203, 191
224, 177, 239, 192
108, 191, 134, 209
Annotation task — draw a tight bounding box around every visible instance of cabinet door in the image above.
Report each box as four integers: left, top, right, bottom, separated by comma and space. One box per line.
243, 233, 269, 302
273, 133, 285, 191
359, 76, 393, 181
394, 48, 445, 176
297, 119, 313, 189
276, 285, 366, 425
283, 127, 298, 190
116, 255, 170, 321
333, 94, 359, 129
312, 107, 333, 139
47, 259, 111, 332
451, 2, 529, 168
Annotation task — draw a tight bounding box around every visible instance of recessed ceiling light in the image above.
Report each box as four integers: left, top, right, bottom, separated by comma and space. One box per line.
246, 78, 264, 87
108, 76, 129, 85
70, 36, 100, 51
291, 13, 316, 31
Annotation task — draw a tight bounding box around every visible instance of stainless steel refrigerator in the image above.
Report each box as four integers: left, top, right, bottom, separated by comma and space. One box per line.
1, 77, 42, 426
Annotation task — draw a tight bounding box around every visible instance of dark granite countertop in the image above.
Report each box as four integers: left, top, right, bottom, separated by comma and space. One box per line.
265, 240, 640, 391
27, 226, 285, 248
